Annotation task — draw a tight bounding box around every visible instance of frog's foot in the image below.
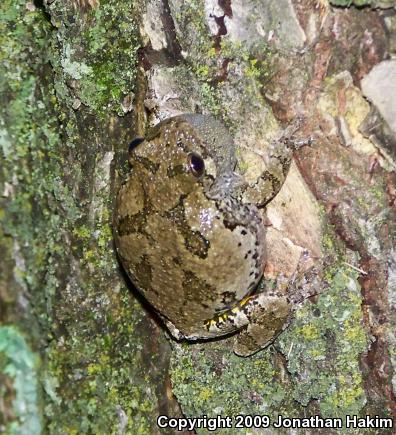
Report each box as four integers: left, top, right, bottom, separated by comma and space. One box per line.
271, 114, 313, 150
232, 294, 291, 357
204, 293, 291, 356
280, 135, 314, 152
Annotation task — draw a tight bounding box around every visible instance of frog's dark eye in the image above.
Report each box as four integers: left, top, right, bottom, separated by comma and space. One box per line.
128, 137, 145, 152
188, 152, 205, 177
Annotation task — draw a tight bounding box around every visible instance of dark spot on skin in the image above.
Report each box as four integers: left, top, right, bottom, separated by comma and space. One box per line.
255, 272, 260, 279
182, 271, 217, 316
117, 212, 146, 236
220, 291, 237, 308
252, 252, 259, 260
247, 250, 252, 254
167, 164, 186, 177
133, 155, 160, 174
173, 256, 182, 266
241, 229, 247, 235
249, 271, 254, 276
184, 231, 210, 259
279, 156, 291, 176
165, 198, 210, 259
257, 171, 286, 206
223, 218, 238, 231
244, 253, 248, 259
176, 139, 188, 151
133, 254, 153, 292
238, 242, 242, 246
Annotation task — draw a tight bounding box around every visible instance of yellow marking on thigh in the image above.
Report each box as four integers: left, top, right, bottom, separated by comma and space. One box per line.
204, 295, 254, 330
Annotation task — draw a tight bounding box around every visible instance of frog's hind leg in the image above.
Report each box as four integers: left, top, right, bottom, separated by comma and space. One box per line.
232, 294, 291, 357
204, 293, 291, 357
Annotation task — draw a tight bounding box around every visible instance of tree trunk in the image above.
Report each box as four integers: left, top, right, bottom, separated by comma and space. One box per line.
1, 0, 395, 434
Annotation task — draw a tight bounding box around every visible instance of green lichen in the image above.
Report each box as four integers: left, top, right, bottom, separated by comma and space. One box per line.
199, 82, 222, 116
0, 0, 65, 323
46, 0, 140, 115
170, 265, 367, 431
220, 39, 274, 87
0, 326, 41, 435
170, 0, 275, 126
1, 1, 169, 432
170, 340, 299, 433
171, 0, 216, 76
45, 293, 161, 434
149, 0, 222, 121
278, 266, 367, 419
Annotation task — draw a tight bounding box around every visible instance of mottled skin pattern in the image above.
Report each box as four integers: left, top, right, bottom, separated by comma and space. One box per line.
114, 114, 308, 356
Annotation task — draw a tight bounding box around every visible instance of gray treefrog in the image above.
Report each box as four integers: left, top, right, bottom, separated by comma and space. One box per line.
114, 114, 309, 356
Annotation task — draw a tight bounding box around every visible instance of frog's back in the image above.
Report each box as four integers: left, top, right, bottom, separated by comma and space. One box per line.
114, 115, 265, 338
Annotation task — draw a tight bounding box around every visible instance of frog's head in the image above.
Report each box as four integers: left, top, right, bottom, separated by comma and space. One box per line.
127, 115, 240, 212
129, 115, 238, 210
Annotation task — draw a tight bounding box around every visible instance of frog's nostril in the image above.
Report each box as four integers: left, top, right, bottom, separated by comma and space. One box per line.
188, 152, 205, 177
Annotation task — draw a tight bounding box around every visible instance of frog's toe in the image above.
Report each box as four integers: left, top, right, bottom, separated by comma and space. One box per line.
163, 319, 184, 341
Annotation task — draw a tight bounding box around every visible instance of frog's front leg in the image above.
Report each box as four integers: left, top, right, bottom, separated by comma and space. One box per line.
204, 292, 291, 357
241, 124, 313, 207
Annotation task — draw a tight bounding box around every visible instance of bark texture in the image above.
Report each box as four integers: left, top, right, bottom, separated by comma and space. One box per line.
1, 0, 396, 434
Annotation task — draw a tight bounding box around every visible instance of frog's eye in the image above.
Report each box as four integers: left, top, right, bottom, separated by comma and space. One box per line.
128, 137, 145, 152
188, 152, 205, 178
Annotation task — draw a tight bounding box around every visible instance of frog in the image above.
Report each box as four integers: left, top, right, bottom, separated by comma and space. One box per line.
114, 113, 310, 356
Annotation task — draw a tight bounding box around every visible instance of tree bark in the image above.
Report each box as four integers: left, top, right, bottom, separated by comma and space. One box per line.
1, 0, 395, 434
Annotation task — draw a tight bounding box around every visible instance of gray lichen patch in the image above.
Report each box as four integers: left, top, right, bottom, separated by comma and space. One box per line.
170, 339, 299, 433
147, 66, 205, 119
278, 265, 368, 419
142, 0, 171, 51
